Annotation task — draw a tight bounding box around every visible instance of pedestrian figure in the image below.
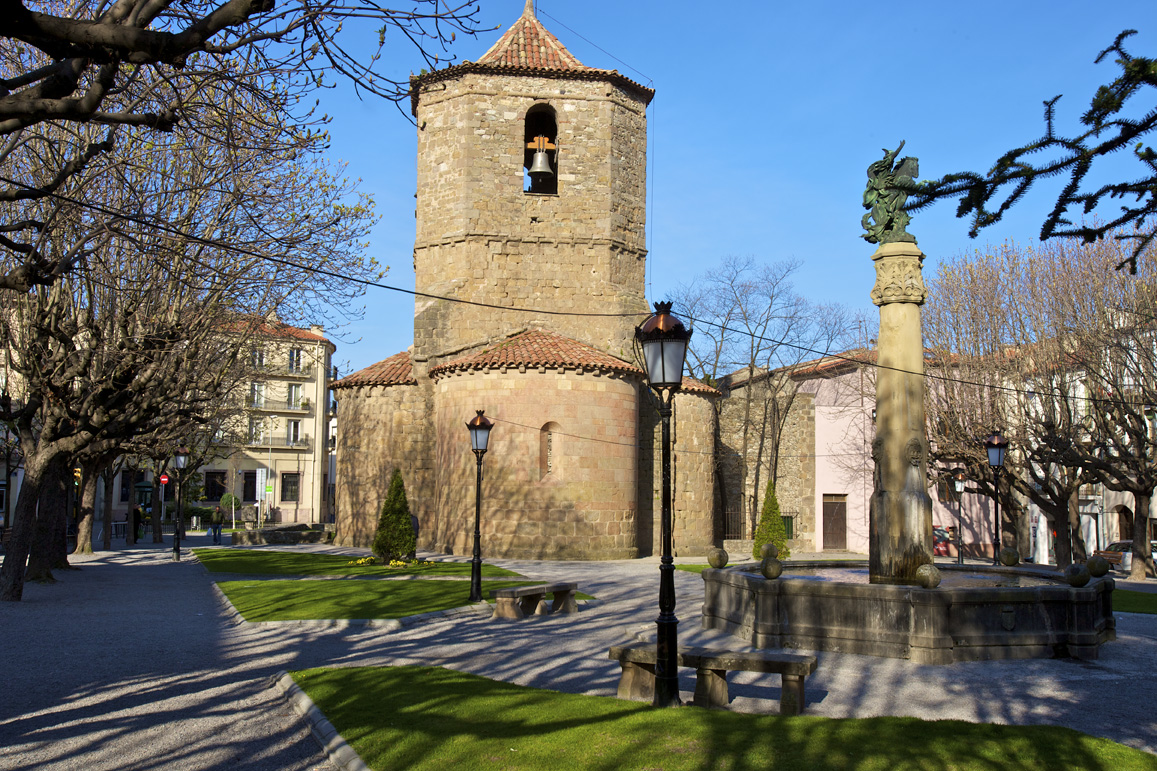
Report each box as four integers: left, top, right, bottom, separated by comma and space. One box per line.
210, 506, 224, 545
133, 506, 143, 540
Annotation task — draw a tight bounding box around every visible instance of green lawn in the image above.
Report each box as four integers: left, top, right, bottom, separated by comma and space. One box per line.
1114, 589, 1157, 614
675, 564, 709, 574
195, 548, 522, 578
218, 579, 589, 621
290, 665, 1156, 771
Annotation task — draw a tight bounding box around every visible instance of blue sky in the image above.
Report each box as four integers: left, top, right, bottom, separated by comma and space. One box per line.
319, 0, 1155, 376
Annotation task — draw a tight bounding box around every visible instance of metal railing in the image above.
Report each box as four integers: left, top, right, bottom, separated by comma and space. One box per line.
246, 436, 311, 449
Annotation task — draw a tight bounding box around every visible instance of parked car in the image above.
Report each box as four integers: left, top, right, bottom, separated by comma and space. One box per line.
1101, 541, 1157, 572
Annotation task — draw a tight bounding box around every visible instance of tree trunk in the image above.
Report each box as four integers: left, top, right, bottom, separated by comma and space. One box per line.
74, 465, 98, 555
1131, 492, 1154, 580
1052, 511, 1074, 570
151, 477, 164, 543
27, 456, 70, 582
1068, 493, 1087, 563
0, 454, 48, 601
104, 466, 123, 545
100, 466, 113, 551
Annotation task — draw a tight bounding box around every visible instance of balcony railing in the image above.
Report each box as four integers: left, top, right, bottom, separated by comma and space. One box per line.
240, 398, 311, 412
246, 436, 312, 450
250, 363, 315, 378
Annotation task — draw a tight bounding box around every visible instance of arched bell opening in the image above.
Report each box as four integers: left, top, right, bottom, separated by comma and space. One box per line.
524, 104, 558, 195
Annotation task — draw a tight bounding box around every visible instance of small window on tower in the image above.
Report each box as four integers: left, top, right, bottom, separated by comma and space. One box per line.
539, 422, 560, 479
524, 105, 558, 195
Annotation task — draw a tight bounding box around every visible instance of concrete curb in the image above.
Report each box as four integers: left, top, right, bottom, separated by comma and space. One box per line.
273, 671, 370, 771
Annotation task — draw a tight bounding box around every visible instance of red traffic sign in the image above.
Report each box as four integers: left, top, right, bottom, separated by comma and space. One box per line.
159, 474, 170, 485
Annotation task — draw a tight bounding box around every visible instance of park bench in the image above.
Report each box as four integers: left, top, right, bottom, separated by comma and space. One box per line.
1093, 550, 1123, 567
489, 582, 578, 620
608, 643, 817, 715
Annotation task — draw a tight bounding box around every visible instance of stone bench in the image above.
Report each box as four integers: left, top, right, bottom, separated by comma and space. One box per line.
489, 583, 579, 620
608, 643, 817, 715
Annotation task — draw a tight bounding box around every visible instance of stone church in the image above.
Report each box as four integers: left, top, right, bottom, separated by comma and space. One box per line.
332, 2, 718, 559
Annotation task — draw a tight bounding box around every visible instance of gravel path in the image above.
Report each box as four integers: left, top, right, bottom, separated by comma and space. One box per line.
2, 537, 1155, 770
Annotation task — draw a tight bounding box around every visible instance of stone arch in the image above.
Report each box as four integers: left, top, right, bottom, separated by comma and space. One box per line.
524, 103, 558, 194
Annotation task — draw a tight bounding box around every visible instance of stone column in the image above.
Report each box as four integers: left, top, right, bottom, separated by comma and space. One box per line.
869, 241, 933, 583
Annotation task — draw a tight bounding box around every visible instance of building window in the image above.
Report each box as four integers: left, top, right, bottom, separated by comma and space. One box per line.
287, 420, 301, 446
249, 419, 265, 444
281, 473, 300, 502
204, 471, 226, 501
539, 422, 559, 479
288, 348, 303, 373
251, 346, 265, 369
288, 383, 302, 409
250, 382, 265, 409
243, 471, 257, 502
524, 104, 558, 194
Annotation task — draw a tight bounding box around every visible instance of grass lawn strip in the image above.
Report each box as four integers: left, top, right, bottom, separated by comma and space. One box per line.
194, 548, 522, 578
218, 579, 590, 622
1113, 589, 1157, 614
290, 665, 1154, 771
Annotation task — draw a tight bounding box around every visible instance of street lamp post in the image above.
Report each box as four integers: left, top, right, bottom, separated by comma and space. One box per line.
466, 410, 494, 603
172, 448, 188, 562
635, 300, 692, 708
952, 468, 967, 565
985, 433, 1008, 565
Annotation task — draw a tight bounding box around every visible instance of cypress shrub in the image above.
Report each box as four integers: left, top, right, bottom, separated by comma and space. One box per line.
372, 469, 416, 562
752, 479, 790, 560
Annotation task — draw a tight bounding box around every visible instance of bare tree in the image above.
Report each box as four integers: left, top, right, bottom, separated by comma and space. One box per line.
0, 0, 469, 291
676, 256, 851, 536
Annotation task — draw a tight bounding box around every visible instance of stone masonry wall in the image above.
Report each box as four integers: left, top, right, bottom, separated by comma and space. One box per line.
638, 389, 718, 558
431, 367, 640, 560
413, 72, 650, 361
333, 377, 435, 548
717, 379, 817, 552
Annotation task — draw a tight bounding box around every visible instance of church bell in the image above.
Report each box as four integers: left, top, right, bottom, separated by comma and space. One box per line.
528, 148, 553, 179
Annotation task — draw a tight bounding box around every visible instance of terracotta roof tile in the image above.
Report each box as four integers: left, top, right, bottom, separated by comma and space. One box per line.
680, 376, 720, 397
332, 351, 416, 389
430, 330, 641, 379
222, 317, 331, 344
477, 5, 587, 71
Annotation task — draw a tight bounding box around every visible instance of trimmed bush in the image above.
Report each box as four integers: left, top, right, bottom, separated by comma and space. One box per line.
752, 479, 790, 560
219, 493, 241, 513
372, 469, 416, 562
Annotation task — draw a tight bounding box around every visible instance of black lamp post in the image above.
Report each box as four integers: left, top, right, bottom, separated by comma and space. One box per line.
985, 433, 1008, 565
635, 300, 692, 708
172, 447, 188, 562
952, 468, 967, 565
466, 410, 494, 603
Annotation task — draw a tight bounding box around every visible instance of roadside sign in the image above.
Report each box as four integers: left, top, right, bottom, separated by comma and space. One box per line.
159, 474, 170, 485
265, 484, 273, 494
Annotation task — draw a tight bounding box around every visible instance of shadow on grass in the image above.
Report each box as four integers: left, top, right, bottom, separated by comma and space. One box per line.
292, 666, 1153, 771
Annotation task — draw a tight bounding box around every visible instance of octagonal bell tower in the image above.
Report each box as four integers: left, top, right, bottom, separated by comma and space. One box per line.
409, 0, 655, 363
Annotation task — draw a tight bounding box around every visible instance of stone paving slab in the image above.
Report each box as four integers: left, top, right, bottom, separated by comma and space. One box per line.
2, 536, 1156, 771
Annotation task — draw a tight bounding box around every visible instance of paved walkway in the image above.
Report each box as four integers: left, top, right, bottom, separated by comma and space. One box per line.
2, 536, 1156, 770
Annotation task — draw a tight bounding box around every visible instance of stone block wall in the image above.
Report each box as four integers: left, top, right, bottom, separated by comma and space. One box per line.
412, 72, 650, 360
717, 378, 817, 551
638, 388, 718, 558
431, 367, 641, 559
333, 377, 435, 548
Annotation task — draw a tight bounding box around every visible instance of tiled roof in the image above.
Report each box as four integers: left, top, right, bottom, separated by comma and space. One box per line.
680, 376, 720, 397
477, 3, 587, 70
430, 330, 642, 379
409, 5, 654, 114
332, 351, 416, 389
222, 317, 330, 344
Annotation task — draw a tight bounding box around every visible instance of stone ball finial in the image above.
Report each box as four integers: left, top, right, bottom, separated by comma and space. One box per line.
760, 556, 783, 580
915, 563, 941, 589
998, 547, 1021, 567
1065, 563, 1091, 587
760, 542, 779, 560
707, 547, 729, 569
1086, 555, 1111, 578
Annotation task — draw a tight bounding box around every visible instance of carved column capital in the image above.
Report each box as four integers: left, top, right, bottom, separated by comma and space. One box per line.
870, 242, 927, 306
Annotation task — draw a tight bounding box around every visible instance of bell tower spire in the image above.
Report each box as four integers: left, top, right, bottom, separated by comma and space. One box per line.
524, 0, 534, 18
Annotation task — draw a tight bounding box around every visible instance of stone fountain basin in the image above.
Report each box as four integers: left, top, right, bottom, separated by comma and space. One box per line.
701, 561, 1115, 665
